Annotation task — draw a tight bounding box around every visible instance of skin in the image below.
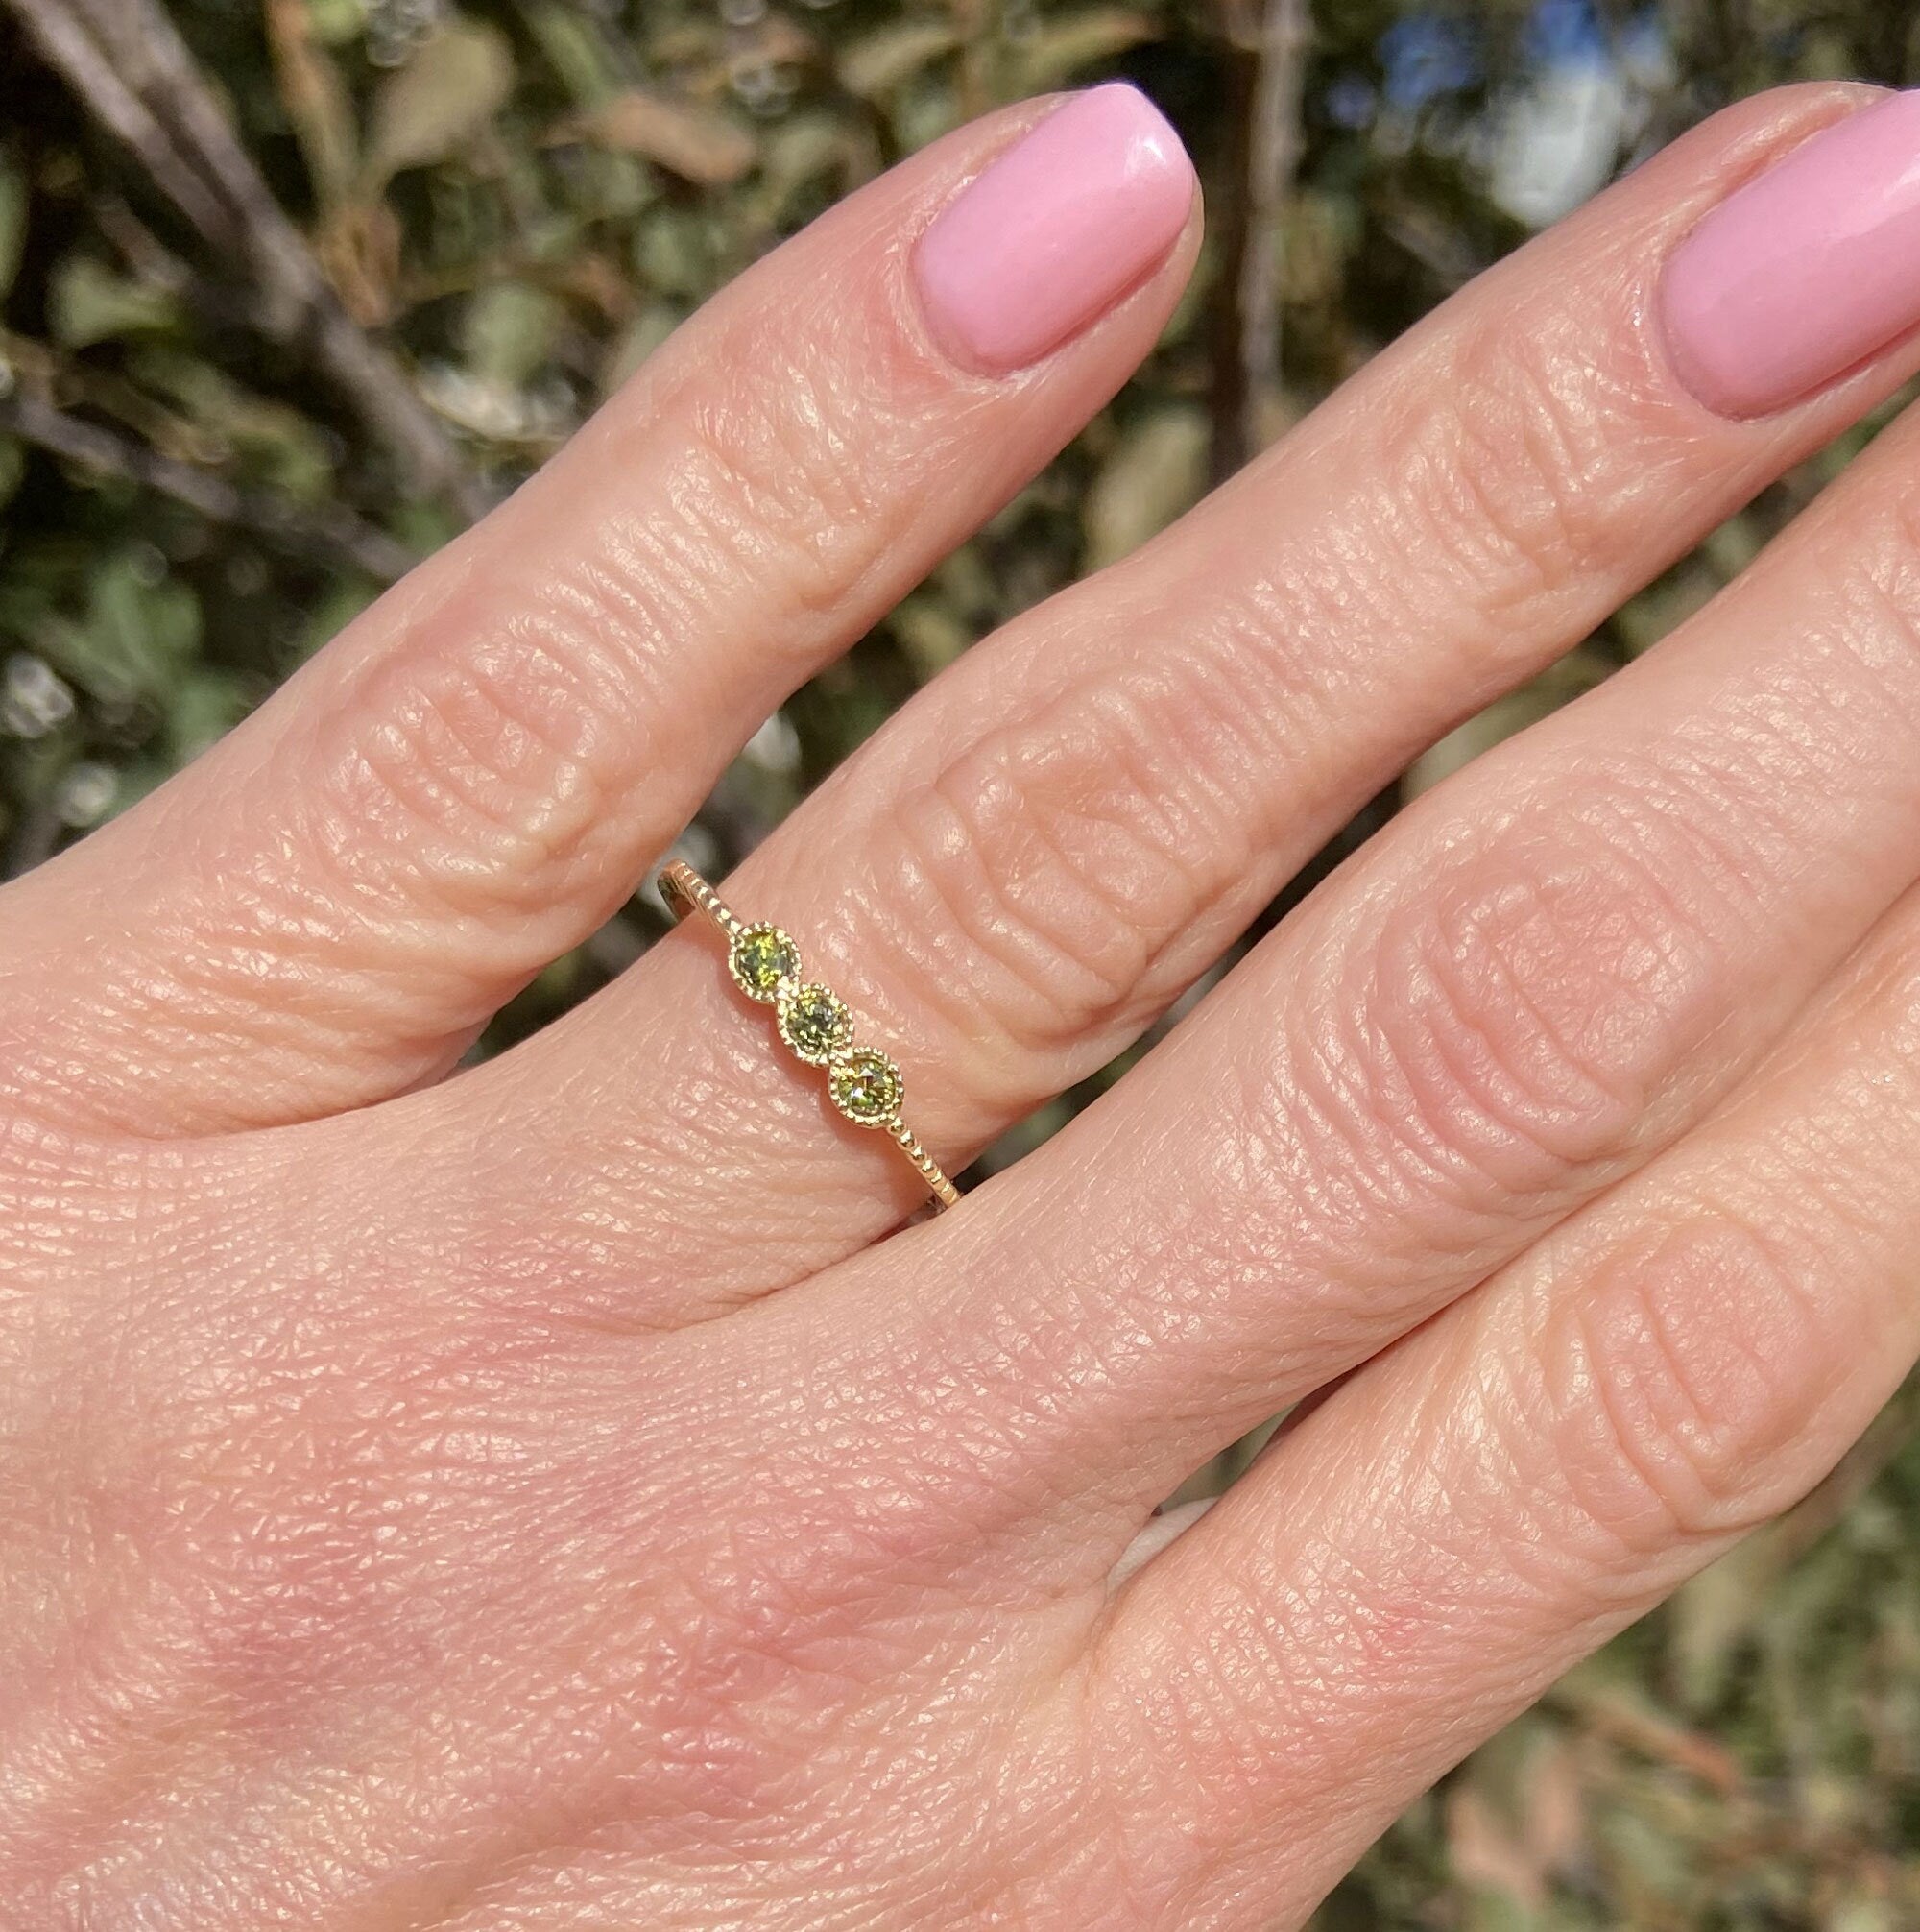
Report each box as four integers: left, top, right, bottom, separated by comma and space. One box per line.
7, 81, 1920, 1928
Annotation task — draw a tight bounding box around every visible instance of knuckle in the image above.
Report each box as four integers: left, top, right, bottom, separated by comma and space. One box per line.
658, 328, 921, 628
1306, 814, 1711, 1207
1533, 1215, 1836, 1553
852, 654, 1262, 1066
1380, 295, 1644, 622
310, 595, 651, 918
294, 279, 960, 930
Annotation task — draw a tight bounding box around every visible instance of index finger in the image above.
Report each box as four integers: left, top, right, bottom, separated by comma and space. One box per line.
0, 86, 1198, 1137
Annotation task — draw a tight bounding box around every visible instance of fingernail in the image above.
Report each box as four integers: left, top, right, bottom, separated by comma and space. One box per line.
913, 84, 1195, 375
1663, 90, 1920, 419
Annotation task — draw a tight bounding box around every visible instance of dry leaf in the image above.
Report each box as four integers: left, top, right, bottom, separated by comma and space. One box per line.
264, 0, 358, 208
316, 200, 400, 326
1445, 1785, 1547, 1909
567, 91, 756, 186
837, 20, 961, 100
362, 16, 515, 190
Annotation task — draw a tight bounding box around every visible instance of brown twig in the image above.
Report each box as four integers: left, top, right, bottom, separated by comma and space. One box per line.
3, 326, 225, 465
1549, 1679, 1746, 1797
3, 0, 229, 242
1211, 0, 1312, 481
2, 0, 488, 520
0, 390, 415, 581
1236, 0, 1310, 455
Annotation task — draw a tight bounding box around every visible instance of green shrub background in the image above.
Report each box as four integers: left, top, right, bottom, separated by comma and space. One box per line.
4, 0, 1919, 1920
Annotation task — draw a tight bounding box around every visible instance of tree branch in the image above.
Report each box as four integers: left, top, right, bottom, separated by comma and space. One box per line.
1236, 0, 1310, 449
2, 0, 488, 520
3, 0, 230, 244
1211, 0, 1312, 481
1, 390, 415, 581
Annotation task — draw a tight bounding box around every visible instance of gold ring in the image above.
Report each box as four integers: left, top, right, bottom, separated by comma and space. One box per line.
658, 860, 961, 1211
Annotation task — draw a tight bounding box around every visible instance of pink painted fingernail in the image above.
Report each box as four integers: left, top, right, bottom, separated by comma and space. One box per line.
1663, 91, 1920, 418
913, 84, 1195, 375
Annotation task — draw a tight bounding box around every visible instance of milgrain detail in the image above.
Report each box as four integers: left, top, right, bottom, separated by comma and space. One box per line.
658, 861, 960, 1211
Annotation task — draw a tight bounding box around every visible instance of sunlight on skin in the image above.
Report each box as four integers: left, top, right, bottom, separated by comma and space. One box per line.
9, 79, 1920, 1931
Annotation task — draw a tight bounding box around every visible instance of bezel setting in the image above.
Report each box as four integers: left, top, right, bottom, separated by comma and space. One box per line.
658, 859, 957, 1208
776, 981, 854, 1065
729, 923, 801, 1003
828, 1046, 905, 1128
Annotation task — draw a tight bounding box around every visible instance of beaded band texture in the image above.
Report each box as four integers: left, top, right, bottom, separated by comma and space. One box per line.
658, 860, 960, 1211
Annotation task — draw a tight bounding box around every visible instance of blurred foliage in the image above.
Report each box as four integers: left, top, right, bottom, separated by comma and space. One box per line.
4, 0, 1920, 1921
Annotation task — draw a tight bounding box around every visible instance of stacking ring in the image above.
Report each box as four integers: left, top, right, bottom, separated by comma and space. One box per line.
658, 860, 961, 1211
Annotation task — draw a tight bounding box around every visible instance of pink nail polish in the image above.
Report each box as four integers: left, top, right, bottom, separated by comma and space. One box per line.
1663, 91, 1920, 419
914, 84, 1195, 375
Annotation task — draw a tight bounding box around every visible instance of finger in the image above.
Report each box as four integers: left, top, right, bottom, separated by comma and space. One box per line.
1079, 878, 1920, 1929
0, 85, 1198, 1136
854, 356, 1920, 1542
449, 85, 1920, 1317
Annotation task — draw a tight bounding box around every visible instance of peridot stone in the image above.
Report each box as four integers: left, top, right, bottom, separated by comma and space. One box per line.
730, 923, 799, 1003
777, 982, 852, 1064
828, 1047, 902, 1127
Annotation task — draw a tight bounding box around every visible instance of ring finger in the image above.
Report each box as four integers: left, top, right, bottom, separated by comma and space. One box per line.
1080, 864, 1920, 1928
824, 289, 1920, 1563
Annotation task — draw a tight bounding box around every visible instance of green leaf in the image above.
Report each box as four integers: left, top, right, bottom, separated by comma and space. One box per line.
461, 282, 563, 389
165, 666, 249, 764
519, 2, 617, 107
48, 255, 181, 348
126, 346, 338, 500
38, 553, 201, 707
304, 0, 365, 47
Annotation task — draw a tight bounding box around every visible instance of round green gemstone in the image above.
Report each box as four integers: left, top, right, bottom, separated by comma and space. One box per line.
777, 982, 852, 1064
828, 1047, 903, 1127
729, 923, 800, 1003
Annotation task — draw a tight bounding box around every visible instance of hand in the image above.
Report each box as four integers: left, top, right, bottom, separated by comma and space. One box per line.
9, 77, 1920, 1929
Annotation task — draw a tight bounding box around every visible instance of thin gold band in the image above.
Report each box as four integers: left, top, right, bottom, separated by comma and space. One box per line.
658, 860, 960, 1211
